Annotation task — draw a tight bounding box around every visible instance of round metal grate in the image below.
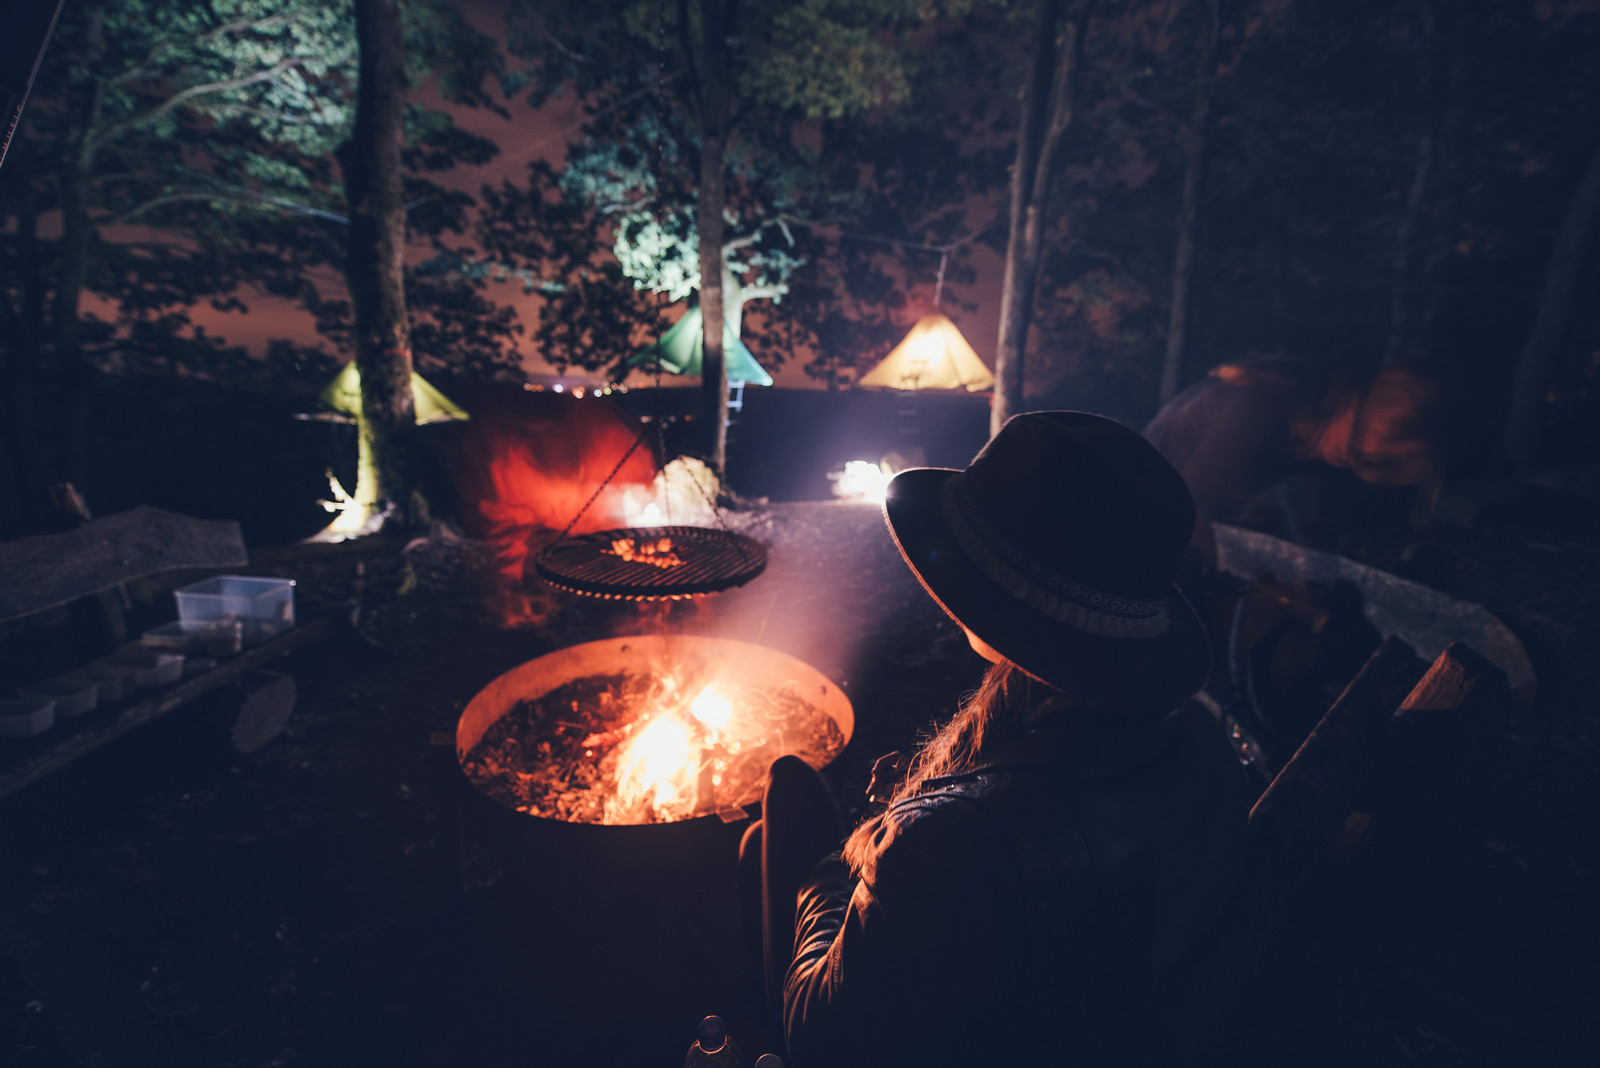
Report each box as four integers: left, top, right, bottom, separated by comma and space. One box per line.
534, 525, 767, 600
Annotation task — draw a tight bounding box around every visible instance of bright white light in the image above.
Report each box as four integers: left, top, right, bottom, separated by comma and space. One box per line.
830, 460, 893, 504
689, 686, 733, 731
631, 715, 693, 787
639, 502, 664, 526
552, 383, 564, 393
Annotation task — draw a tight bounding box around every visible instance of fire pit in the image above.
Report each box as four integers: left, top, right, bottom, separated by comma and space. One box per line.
451, 636, 853, 1049
460, 635, 850, 825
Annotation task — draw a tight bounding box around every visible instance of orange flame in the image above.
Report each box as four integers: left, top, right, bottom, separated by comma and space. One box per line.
602, 677, 747, 823
689, 686, 733, 732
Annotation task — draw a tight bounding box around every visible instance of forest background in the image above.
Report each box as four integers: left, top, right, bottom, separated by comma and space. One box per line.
2, 0, 1597, 533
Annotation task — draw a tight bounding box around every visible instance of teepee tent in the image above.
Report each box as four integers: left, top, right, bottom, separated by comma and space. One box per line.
319, 362, 470, 425
857, 313, 994, 392
626, 304, 774, 386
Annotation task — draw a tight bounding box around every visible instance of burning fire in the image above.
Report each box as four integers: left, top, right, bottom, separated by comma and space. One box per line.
602, 682, 747, 823
690, 686, 732, 731
617, 715, 694, 810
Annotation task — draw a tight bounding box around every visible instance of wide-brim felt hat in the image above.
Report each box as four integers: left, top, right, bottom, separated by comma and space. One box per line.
883, 411, 1211, 708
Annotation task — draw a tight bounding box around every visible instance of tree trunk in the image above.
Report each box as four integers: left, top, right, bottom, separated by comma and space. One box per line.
1502, 135, 1600, 470
696, 0, 730, 476
49, 11, 105, 493
53, 149, 95, 490
342, 0, 420, 526
1157, 0, 1221, 407
992, 0, 1090, 436
1383, 0, 1437, 369
2, 149, 50, 532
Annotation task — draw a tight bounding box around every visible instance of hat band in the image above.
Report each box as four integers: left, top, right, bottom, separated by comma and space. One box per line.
939, 475, 1171, 638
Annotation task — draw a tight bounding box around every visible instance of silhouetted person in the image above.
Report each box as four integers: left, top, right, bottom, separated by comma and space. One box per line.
1145, 355, 1442, 561
743, 413, 1253, 1068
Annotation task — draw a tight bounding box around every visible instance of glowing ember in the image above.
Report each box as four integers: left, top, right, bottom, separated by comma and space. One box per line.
830, 460, 893, 504
603, 535, 683, 568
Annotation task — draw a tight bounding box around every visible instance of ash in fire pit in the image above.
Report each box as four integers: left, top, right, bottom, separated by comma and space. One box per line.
458, 636, 853, 825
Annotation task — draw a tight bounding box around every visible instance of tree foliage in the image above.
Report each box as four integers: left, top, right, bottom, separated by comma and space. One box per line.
476, 0, 1011, 385
0, 0, 512, 525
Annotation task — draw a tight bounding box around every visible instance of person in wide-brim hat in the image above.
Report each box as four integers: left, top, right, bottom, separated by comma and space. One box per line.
744, 412, 1253, 1068
881, 409, 1212, 708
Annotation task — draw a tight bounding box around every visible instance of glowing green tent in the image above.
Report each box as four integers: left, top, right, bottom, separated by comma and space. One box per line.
319, 362, 470, 425
626, 305, 774, 386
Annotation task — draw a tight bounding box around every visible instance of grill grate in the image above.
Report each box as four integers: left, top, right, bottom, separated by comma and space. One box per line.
534, 526, 767, 600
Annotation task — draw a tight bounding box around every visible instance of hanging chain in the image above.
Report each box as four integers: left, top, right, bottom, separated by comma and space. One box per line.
653, 0, 673, 528
550, 428, 652, 543
544, 1, 750, 558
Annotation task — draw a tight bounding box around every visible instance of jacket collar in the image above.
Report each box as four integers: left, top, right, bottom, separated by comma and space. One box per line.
927, 701, 1191, 786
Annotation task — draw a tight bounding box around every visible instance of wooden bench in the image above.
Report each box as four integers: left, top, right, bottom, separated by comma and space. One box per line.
0, 506, 341, 802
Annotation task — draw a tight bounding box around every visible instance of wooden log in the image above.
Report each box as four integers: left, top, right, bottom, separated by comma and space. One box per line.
230, 673, 296, 755
1249, 635, 1427, 870
1381, 641, 1509, 812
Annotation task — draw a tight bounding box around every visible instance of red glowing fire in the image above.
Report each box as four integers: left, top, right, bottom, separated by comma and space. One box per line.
439, 386, 659, 622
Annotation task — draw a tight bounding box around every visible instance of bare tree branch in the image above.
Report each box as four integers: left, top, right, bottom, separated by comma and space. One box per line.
90, 58, 302, 150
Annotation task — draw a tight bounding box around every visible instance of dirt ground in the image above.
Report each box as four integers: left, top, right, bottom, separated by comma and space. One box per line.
1, 498, 1596, 1066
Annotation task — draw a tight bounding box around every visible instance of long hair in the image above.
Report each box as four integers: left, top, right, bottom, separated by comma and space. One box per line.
842, 658, 1058, 882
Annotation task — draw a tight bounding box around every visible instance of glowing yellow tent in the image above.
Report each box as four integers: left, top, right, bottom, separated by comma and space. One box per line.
319, 362, 469, 425
857, 313, 994, 392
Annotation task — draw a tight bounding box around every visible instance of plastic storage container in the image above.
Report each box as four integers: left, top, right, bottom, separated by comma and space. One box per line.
175, 576, 295, 645
59, 665, 134, 703
17, 678, 99, 718
94, 647, 184, 689
0, 698, 55, 739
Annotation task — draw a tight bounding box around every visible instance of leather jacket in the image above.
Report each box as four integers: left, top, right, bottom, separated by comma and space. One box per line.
783, 701, 1252, 1067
